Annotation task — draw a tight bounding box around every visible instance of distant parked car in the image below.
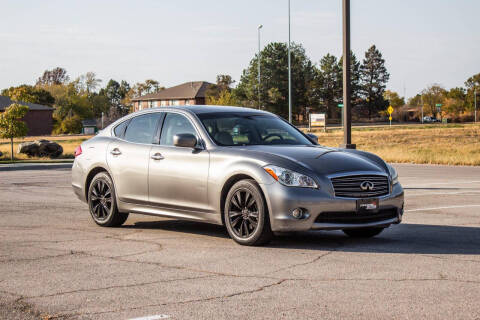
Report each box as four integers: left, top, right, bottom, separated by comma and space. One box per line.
422, 116, 440, 123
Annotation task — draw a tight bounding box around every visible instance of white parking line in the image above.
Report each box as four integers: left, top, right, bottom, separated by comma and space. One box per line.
129, 315, 170, 320
406, 191, 480, 197
406, 204, 480, 212
406, 180, 480, 187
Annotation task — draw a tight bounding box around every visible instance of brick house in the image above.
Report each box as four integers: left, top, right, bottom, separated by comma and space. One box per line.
0, 96, 53, 136
132, 81, 212, 112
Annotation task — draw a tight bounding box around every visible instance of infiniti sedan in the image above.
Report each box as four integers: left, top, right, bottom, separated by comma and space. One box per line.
72, 106, 404, 246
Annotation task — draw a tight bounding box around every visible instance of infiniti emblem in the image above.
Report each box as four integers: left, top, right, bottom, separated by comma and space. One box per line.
360, 181, 374, 191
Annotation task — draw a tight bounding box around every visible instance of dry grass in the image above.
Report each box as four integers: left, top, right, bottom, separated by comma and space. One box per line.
0, 135, 92, 161
1, 124, 479, 165
305, 123, 480, 166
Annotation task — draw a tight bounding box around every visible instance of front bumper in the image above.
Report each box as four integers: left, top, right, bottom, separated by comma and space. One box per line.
261, 182, 404, 232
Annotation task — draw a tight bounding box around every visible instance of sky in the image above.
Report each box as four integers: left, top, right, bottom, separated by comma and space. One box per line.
1, 0, 479, 99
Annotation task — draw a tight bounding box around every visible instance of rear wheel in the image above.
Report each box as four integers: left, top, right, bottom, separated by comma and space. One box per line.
343, 227, 384, 238
224, 179, 273, 246
88, 172, 128, 227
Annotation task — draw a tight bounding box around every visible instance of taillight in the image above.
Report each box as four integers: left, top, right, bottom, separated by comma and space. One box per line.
74, 146, 82, 157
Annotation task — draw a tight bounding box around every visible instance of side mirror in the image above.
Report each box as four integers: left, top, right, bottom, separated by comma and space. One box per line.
306, 133, 318, 144
173, 133, 198, 148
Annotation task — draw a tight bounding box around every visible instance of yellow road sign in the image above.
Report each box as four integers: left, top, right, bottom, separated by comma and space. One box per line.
389, 116, 392, 121
387, 106, 394, 114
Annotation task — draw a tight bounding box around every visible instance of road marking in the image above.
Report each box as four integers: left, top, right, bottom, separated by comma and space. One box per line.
129, 315, 170, 320
407, 180, 480, 187
406, 191, 480, 197
406, 204, 480, 212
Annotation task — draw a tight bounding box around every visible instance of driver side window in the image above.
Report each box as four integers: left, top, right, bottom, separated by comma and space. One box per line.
160, 113, 197, 146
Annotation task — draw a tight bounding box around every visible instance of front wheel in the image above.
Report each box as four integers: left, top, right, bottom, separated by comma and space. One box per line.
343, 227, 384, 238
88, 172, 129, 227
224, 179, 273, 246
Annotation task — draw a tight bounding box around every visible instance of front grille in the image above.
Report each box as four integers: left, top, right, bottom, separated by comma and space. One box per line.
331, 174, 389, 198
315, 208, 398, 224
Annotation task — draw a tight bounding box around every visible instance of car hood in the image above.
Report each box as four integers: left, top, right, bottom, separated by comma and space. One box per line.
235, 145, 388, 176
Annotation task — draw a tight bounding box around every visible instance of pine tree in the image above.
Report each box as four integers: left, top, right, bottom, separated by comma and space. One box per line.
360, 45, 390, 118
316, 54, 341, 119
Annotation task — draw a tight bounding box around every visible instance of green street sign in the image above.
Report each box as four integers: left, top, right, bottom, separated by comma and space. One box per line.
337, 104, 344, 108
435, 103, 442, 107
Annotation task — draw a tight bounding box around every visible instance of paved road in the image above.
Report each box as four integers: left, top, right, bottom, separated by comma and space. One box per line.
1, 164, 479, 319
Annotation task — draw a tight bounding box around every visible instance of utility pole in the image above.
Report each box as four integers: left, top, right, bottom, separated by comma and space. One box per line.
421, 95, 424, 124
475, 88, 477, 123
340, 0, 355, 149
288, 0, 292, 123
257, 24, 263, 110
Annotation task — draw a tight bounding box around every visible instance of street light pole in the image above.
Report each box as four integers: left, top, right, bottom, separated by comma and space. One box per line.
288, 0, 292, 123
258, 24, 263, 110
475, 88, 477, 123
340, 0, 355, 149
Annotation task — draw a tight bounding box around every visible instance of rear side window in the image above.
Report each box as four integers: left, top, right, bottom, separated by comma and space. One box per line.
124, 113, 162, 144
114, 120, 129, 138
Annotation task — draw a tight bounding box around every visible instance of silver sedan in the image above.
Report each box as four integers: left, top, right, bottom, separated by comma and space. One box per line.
72, 106, 404, 246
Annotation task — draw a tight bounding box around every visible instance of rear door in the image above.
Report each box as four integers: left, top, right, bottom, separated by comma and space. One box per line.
107, 112, 163, 204
148, 112, 210, 212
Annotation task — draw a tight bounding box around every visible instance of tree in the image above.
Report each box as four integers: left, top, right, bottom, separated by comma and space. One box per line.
206, 90, 239, 106
339, 51, 362, 105
383, 90, 405, 108
236, 42, 318, 121
408, 94, 422, 108
465, 73, 480, 112
47, 83, 95, 134
75, 72, 102, 94
206, 74, 236, 103
99, 79, 131, 119
444, 87, 466, 115
421, 84, 446, 116
36, 67, 69, 86
55, 115, 83, 134
316, 53, 341, 118
360, 45, 390, 118
1, 85, 55, 106
0, 104, 29, 162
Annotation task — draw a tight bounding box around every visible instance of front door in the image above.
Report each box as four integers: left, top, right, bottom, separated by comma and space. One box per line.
148, 112, 210, 212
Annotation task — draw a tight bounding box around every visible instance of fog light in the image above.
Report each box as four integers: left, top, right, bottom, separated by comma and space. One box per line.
292, 208, 304, 219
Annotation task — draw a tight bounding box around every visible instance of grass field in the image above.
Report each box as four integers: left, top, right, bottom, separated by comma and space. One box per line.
1, 124, 479, 165
306, 123, 480, 166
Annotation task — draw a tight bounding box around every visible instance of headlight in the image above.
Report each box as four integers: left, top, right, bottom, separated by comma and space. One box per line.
387, 164, 398, 185
264, 165, 318, 188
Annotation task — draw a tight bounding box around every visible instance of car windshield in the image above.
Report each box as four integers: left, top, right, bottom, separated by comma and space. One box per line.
198, 112, 313, 146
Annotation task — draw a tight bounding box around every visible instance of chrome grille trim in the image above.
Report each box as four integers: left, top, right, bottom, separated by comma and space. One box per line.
331, 174, 389, 198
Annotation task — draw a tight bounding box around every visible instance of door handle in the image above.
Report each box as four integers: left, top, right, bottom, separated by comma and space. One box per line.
151, 153, 164, 160
110, 148, 121, 156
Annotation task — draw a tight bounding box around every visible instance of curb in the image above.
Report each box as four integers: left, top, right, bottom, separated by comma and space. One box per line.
0, 163, 73, 171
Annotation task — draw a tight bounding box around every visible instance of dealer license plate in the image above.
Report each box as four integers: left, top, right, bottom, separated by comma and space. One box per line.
356, 198, 379, 212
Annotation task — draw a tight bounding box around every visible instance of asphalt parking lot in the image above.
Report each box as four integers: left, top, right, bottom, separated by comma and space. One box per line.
1, 164, 479, 319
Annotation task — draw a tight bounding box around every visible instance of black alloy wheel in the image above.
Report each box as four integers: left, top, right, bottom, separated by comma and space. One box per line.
228, 189, 259, 238
224, 179, 272, 246
90, 179, 112, 221
88, 172, 128, 227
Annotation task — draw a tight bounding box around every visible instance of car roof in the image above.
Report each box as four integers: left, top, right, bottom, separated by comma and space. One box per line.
136, 105, 271, 116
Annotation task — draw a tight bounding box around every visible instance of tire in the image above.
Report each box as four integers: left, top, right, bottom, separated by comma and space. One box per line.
87, 172, 128, 227
224, 179, 273, 246
343, 227, 384, 238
